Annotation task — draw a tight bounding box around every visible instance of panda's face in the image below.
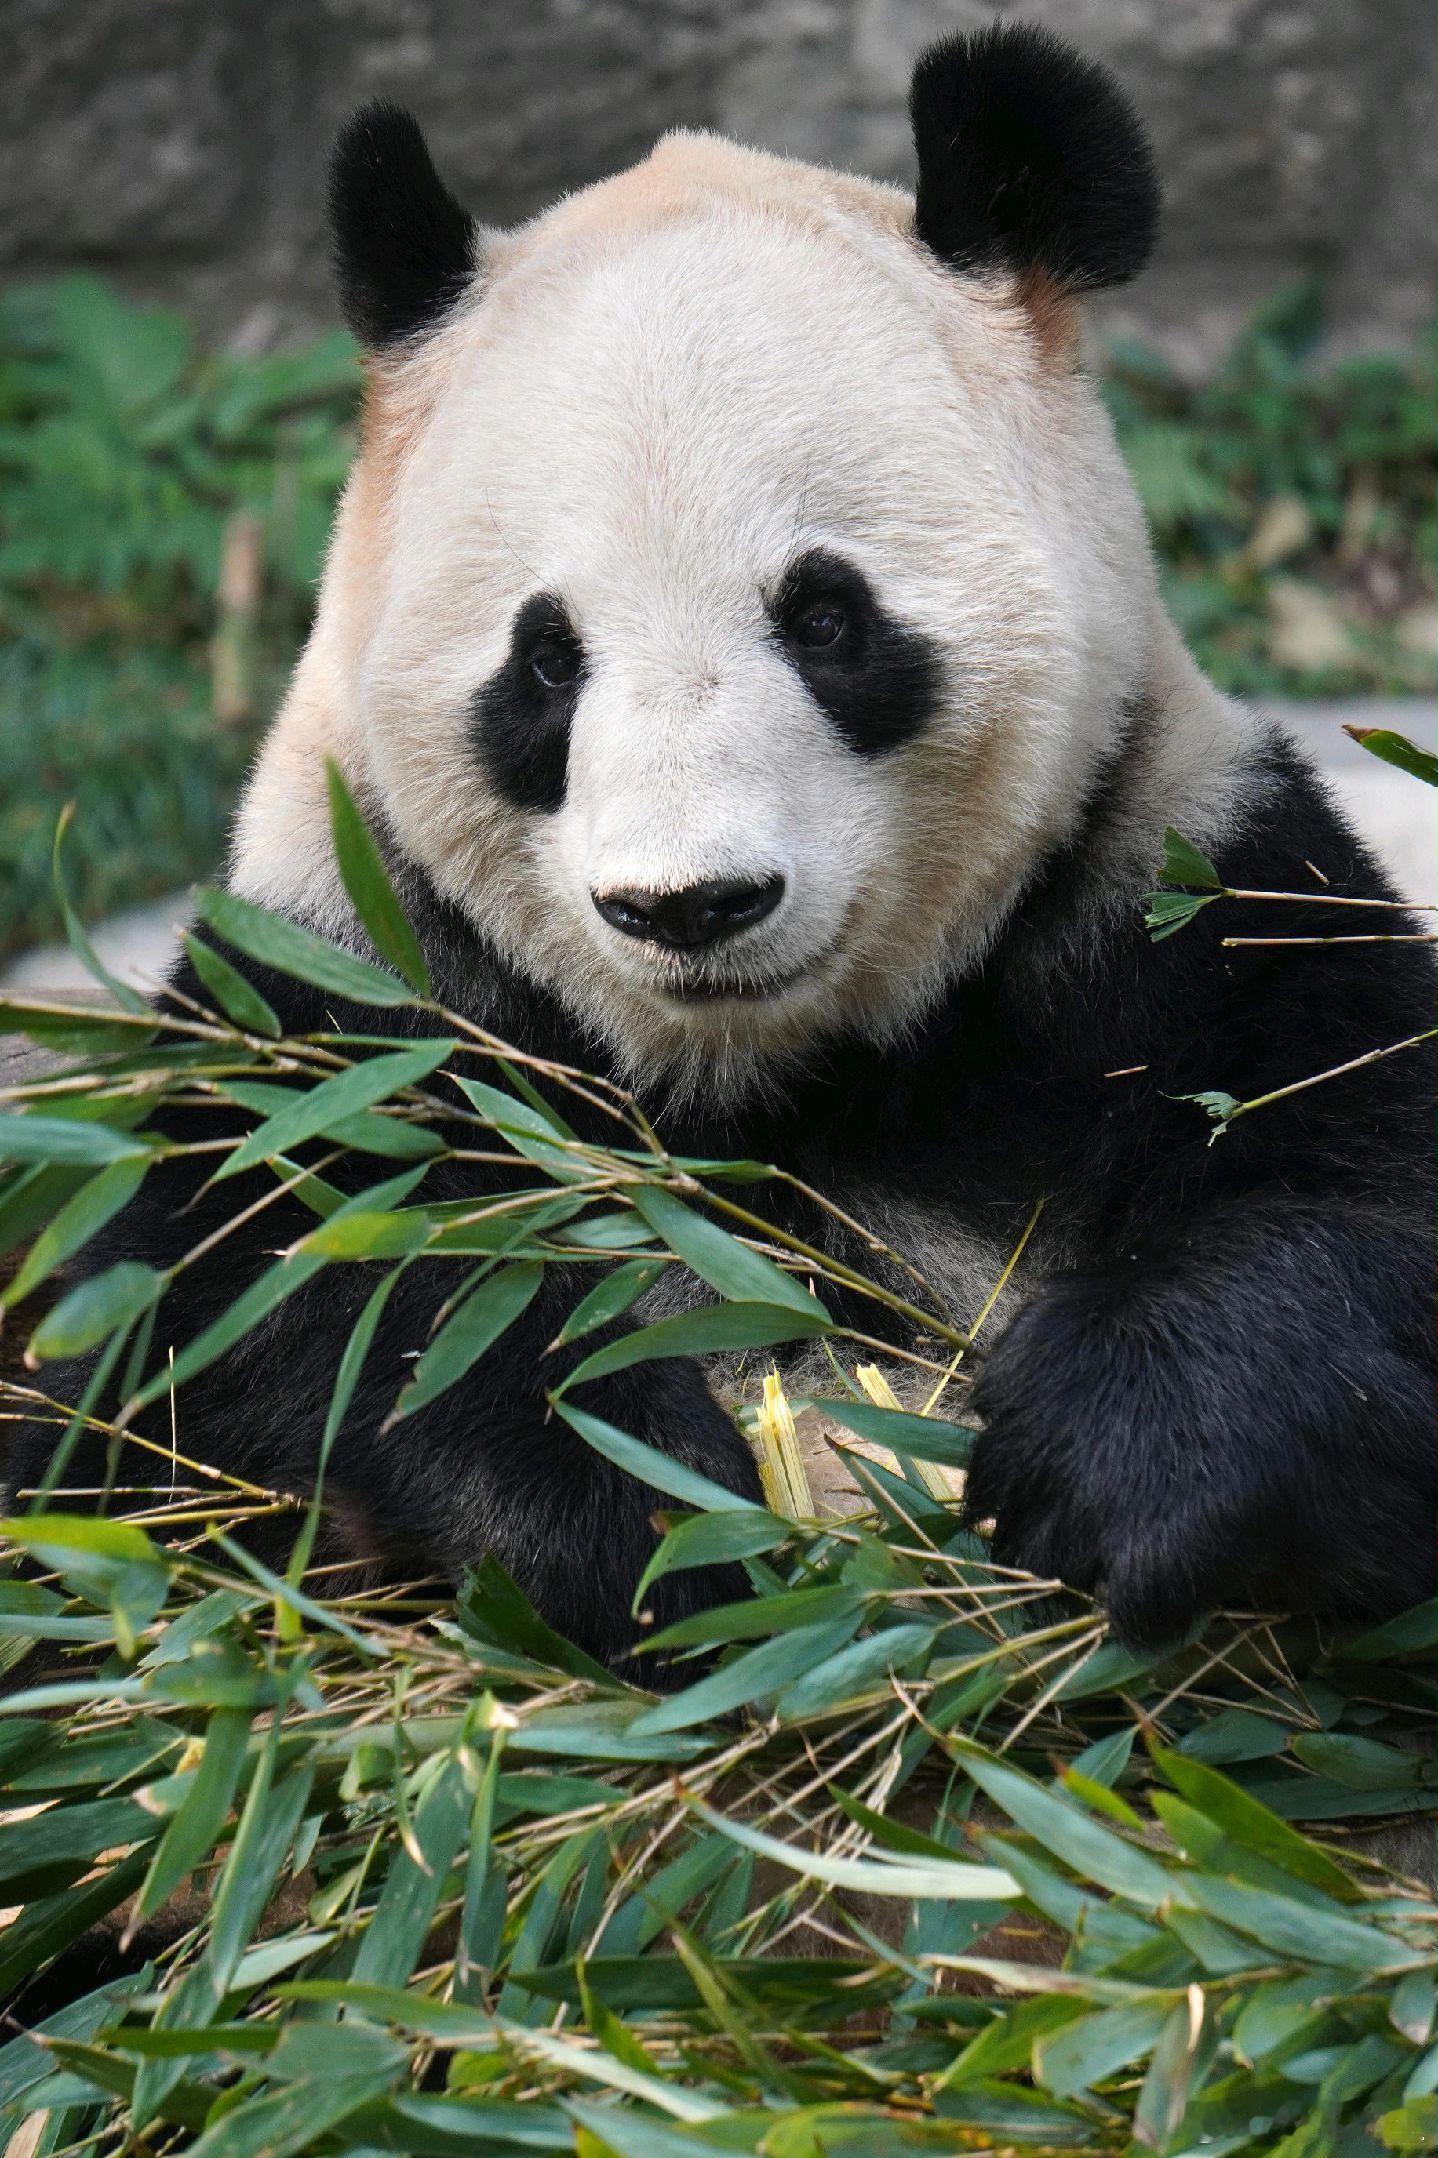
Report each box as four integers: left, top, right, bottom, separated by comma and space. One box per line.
291, 133, 1155, 1090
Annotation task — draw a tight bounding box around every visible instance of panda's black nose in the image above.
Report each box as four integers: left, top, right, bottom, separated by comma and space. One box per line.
593, 874, 785, 952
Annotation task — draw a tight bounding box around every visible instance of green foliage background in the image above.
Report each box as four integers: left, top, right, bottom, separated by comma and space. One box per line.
1, 273, 1435, 961
0, 278, 358, 960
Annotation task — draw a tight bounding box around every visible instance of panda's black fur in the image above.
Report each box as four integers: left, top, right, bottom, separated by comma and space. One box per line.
8, 27, 1435, 1663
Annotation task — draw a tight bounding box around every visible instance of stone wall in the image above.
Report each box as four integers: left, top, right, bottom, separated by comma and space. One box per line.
4, 0, 1434, 368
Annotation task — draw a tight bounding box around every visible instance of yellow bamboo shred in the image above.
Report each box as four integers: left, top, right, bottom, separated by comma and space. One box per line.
856, 1363, 963, 1504
753, 1369, 814, 1518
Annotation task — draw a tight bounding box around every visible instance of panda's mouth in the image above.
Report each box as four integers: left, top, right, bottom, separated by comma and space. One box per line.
652, 933, 845, 1007
625, 904, 858, 1009
658, 964, 808, 1005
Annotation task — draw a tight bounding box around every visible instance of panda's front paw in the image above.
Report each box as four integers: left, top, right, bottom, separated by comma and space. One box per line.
962, 1273, 1427, 1648
963, 1285, 1197, 1644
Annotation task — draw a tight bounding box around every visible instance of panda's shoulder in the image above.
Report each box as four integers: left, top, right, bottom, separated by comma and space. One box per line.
992, 713, 1434, 1082
1209, 725, 1404, 902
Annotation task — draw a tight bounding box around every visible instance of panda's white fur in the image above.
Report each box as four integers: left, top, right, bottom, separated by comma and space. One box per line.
232, 127, 1254, 1099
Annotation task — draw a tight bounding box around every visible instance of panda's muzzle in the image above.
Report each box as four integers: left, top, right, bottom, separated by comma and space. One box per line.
591, 874, 785, 954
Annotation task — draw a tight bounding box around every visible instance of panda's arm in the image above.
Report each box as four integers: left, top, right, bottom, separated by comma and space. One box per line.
969, 763, 1436, 1645
5, 952, 759, 1666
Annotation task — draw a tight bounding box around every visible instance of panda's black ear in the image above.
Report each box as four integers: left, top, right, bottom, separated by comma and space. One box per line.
328, 101, 478, 350
909, 23, 1159, 294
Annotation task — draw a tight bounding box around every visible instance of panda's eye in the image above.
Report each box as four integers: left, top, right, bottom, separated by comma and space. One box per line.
529, 633, 581, 690
789, 600, 847, 650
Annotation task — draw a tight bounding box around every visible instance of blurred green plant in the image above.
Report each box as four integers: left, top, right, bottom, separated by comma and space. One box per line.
1, 273, 1434, 963
0, 276, 360, 958
1105, 281, 1438, 697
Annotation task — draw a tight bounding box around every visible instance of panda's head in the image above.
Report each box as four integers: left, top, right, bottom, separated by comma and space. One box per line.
236, 25, 1167, 1093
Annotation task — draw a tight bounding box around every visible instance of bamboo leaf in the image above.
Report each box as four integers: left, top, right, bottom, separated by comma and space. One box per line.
1144, 888, 1220, 940
179, 2064, 401, 2158
578, 1958, 658, 2076
682, 1788, 1018, 1901
0, 1113, 151, 1167
1132, 1989, 1212, 2147
560, 1298, 829, 1392
181, 932, 281, 1037
1157, 826, 1225, 889
818, 1397, 976, 1468
283, 1263, 406, 1602
565, 2102, 725, 2158
130, 1166, 428, 1409
949, 1738, 1184, 1912
630, 1615, 869, 1736
2, 1512, 162, 1570
325, 757, 433, 994
631, 1506, 790, 1609
222, 1077, 443, 1162
0, 1000, 149, 1056
457, 1726, 506, 1999
642, 1582, 862, 1653
1, 1153, 149, 1310
136, 1706, 252, 1920
207, 1758, 315, 1996
52, 802, 151, 1016
1339, 1600, 1438, 1660
630, 1187, 827, 1319
1182, 1873, 1413, 1973
774, 1621, 937, 1718
296, 1207, 433, 1259
1032, 1996, 1175, 2098
194, 885, 415, 1006
129, 1250, 324, 1406
462, 1554, 615, 1686
0, 1794, 161, 1891
553, 1400, 756, 1514
1344, 725, 1438, 788
0, 1971, 151, 2115
26, 1259, 164, 1359
936, 1993, 1090, 2092
1294, 1732, 1433, 1793
0, 1849, 150, 1999
216, 1039, 455, 1180
496, 2023, 723, 2121
1152, 1745, 1359, 1896
0, 1164, 92, 1263
454, 1075, 588, 1180
393, 1260, 543, 1418
1392, 1971, 1437, 2047
352, 1752, 471, 1986
555, 1257, 666, 1344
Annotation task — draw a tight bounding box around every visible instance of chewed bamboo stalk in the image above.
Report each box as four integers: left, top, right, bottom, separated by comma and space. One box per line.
857, 1362, 963, 1503
752, 1368, 813, 1517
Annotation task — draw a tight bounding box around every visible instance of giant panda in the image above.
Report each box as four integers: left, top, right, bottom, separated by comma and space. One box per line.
11, 24, 1434, 1663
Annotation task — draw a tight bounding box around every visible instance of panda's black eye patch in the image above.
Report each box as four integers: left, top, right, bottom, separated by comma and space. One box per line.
771, 549, 940, 758
469, 593, 583, 814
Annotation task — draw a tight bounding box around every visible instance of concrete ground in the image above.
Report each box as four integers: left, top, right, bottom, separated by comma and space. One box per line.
2, 698, 1433, 999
